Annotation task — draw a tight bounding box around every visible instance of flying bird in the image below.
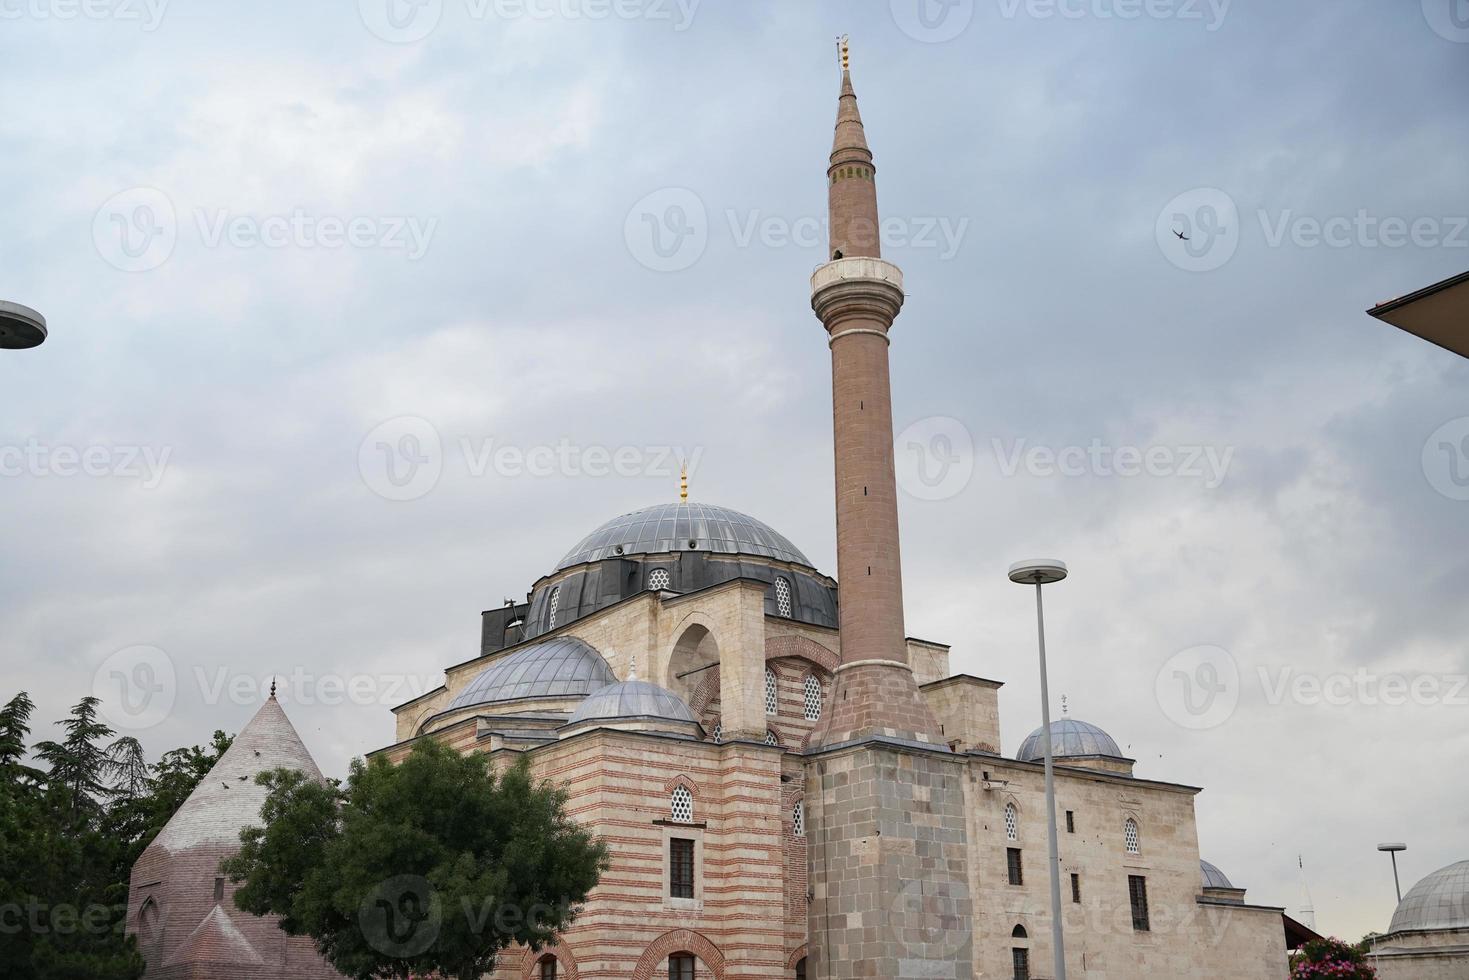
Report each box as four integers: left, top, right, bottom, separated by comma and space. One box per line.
1173, 228, 1190, 241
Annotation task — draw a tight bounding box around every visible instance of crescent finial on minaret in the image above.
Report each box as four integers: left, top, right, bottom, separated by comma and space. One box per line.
679, 461, 689, 501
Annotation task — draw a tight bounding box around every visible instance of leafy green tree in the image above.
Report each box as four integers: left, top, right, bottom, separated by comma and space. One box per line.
1, 692, 231, 980
224, 738, 608, 980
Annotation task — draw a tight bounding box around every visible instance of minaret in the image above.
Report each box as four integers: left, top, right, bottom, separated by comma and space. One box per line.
811, 41, 943, 748
805, 44, 974, 980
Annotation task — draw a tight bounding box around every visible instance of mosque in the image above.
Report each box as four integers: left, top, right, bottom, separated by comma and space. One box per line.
124, 50, 1469, 980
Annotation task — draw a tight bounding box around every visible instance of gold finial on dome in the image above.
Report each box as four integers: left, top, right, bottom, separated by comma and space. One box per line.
679, 461, 688, 501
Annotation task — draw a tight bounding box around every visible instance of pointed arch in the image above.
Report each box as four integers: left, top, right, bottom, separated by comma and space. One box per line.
520, 942, 580, 980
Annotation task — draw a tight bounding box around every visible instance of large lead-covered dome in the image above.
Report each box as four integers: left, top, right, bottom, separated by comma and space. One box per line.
1017, 719, 1124, 763
556, 502, 812, 571
448, 636, 616, 711
1389, 860, 1469, 933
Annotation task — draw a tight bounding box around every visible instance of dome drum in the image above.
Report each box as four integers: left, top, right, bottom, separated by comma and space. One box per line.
1016, 719, 1134, 776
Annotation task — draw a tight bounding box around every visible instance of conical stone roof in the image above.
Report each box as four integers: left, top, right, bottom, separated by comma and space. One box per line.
149, 695, 324, 853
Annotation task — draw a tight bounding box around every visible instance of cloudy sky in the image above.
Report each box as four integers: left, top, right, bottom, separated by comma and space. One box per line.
3, 0, 1467, 944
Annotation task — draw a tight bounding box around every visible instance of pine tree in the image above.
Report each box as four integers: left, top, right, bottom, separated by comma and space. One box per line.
34, 697, 115, 825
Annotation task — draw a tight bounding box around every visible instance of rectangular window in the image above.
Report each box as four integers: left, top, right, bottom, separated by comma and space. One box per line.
1129, 875, 1151, 932
670, 838, 695, 899
1012, 947, 1030, 980
1065, 810, 1075, 833
1071, 873, 1081, 904
539, 959, 557, 980
213, 877, 224, 902
1007, 847, 1023, 886
669, 953, 696, 980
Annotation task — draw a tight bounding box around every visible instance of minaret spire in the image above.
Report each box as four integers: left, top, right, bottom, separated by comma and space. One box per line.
827, 40, 881, 260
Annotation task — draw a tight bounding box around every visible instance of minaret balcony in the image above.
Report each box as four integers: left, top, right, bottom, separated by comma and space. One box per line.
810, 257, 906, 334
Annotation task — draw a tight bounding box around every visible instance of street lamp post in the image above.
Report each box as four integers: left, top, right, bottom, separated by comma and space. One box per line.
1009, 559, 1070, 980
1378, 843, 1407, 903
0, 301, 47, 350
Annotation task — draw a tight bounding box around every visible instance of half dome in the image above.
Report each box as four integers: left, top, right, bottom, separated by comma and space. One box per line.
567, 678, 697, 726
1016, 719, 1124, 763
1201, 860, 1235, 890
449, 636, 616, 711
1389, 860, 1469, 933
555, 501, 812, 571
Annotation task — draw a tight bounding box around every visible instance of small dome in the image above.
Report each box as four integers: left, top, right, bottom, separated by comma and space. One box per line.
449, 637, 615, 710
1201, 860, 1235, 890
567, 678, 697, 726
1389, 860, 1469, 933
1017, 719, 1123, 763
555, 501, 812, 571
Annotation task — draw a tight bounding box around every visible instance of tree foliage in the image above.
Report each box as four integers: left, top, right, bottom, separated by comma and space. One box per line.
0, 691, 232, 980
1290, 935, 1378, 978
224, 737, 609, 980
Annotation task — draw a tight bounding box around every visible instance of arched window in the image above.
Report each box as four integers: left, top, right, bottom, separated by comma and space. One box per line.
669, 952, 697, 980
765, 667, 778, 715
138, 897, 161, 940
548, 586, 561, 629
648, 568, 671, 591
1011, 924, 1028, 938
538, 955, 558, 980
765, 730, 780, 747
1004, 802, 1019, 841
671, 785, 694, 823
796, 956, 808, 980
803, 675, 822, 721
1124, 817, 1140, 854
792, 800, 805, 838
774, 577, 793, 617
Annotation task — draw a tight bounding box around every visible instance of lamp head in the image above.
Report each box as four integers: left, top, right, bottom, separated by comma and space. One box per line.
1008, 559, 1068, 585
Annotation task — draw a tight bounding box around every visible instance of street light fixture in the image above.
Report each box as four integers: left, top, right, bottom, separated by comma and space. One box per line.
1009, 558, 1070, 980
1378, 843, 1407, 903
0, 300, 47, 349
